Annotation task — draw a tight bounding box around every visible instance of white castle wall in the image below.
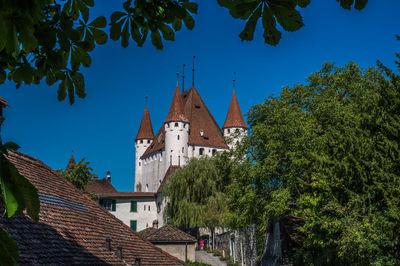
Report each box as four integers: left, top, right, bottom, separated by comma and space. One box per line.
164, 121, 189, 168
135, 139, 152, 191
223, 127, 247, 150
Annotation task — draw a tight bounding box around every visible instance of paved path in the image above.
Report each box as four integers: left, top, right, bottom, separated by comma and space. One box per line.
195, 250, 227, 266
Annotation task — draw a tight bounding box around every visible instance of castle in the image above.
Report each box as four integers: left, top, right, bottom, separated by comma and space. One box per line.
134, 83, 248, 192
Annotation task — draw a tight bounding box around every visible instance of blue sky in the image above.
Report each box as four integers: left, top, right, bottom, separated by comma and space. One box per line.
2, 1, 400, 191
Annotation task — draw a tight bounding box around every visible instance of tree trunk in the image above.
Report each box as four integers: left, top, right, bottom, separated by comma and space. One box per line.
245, 223, 258, 266
260, 218, 282, 266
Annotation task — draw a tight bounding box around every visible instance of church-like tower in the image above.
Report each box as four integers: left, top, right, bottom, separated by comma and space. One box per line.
134, 103, 154, 192
223, 91, 248, 149
164, 85, 189, 168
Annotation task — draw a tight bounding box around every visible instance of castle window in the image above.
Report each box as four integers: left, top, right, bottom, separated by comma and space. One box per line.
148, 205, 150, 211
227, 129, 230, 134
200, 130, 204, 137
182, 147, 184, 153
177, 135, 180, 140
144, 205, 146, 211
199, 148, 204, 155
175, 122, 179, 127
167, 123, 170, 128
146, 184, 149, 192
147, 140, 150, 144
131, 201, 137, 212
212, 149, 217, 155
139, 162, 141, 166
130, 220, 137, 231
140, 140, 143, 144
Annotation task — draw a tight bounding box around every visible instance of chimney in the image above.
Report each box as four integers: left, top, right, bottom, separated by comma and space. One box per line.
116, 246, 123, 259
105, 237, 111, 251
152, 219, 159, 229
106, 171, 111, 183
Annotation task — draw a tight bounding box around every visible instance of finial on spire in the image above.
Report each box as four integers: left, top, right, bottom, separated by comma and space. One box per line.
145, 96, 148, 107
233, 72, 236, 93
192, 56, 195, 87
176, 66, 180, 87
182, 64, 186, 91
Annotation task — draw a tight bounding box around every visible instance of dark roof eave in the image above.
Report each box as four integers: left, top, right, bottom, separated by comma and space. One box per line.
148, 240, 196, 244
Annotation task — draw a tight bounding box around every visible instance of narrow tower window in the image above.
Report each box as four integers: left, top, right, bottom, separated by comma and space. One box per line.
199, 148, 204, 155
182, 147, 184, 153
177, 135, 180, 140
175, 122, 179, 127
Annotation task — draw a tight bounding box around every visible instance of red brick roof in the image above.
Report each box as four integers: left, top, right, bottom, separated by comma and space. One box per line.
1, 151, 185, 265
138, 227, 158, 238
223, 91, 247, 129
98, 192, 157, 198
165, 86, 188, 123
86, 178, 118, 194
0, 96, 10, 106
145, 224, 196, 243
135, 105, 155, 141
141, 87, 229, 158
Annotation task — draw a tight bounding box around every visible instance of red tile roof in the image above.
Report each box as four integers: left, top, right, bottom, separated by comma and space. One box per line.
141, 87, 229, 158
0, 96, 10, 106
165, 86, 188, 123
138, 227, 158, 238
145, 224, 196, 243
135, 105, 155, 141
223, 91, 248, 129
86, 178, 118, 194
1, 150, 185, 265
98, 192, 157, 198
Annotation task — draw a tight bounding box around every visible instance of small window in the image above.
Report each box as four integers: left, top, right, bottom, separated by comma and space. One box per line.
147, 140, 150, 144
157, 202, 161, 213
140, 140, 143, 144
112, 200, 116, 211
148, 205, 150, 211
99, 199, 115, 211
182, 147, 184, 153
175, 122, 179, 127
146, 184, 149, 192
177, 135, 180, 140
144, 205, 146, 211
200, 130, 204, 137
135, 258, 141, 266
139, 162, 141, 166
199, 148, 204, 155
227, 129, 230, 134
131, 201, 137, 212
130, 220, 137, 231
212, 149, 217, 155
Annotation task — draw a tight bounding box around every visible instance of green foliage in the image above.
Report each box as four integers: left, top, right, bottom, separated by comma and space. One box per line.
0, 141, 40, 265
185, 260, 212, 266
162, 154, 231, 229
217, 0, 367, 46
0, 0, 369, 104
243, 62, 400, 264
57, 158, 94, 190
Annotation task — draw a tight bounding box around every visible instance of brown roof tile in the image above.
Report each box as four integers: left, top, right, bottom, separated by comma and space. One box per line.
1, 151, 185, 265
138, 227, 158, 239
223, 91, 247, 129
86, 178, 118, 194
135, 105, 155, 140
145, 224, 196, 243
165, 86, 188, 123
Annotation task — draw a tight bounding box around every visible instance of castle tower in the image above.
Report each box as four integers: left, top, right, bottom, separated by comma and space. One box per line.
164, 85, 189, 169
223, 91, 248, 149
135, 102, 154, 192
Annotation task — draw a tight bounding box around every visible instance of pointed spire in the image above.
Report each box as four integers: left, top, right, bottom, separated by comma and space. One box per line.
223, 91, 247, 129
66, 151, 76, 170
182, 64, 186, 91
192, 56, 195, 87
135, 99, 155, 140
165, 85, 188, 123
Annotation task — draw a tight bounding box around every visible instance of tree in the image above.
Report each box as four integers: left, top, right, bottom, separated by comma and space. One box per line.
239, 62, 400, 264
0, 0, 367, 104
57, 158, 94, 190
162, 155, 231, 241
